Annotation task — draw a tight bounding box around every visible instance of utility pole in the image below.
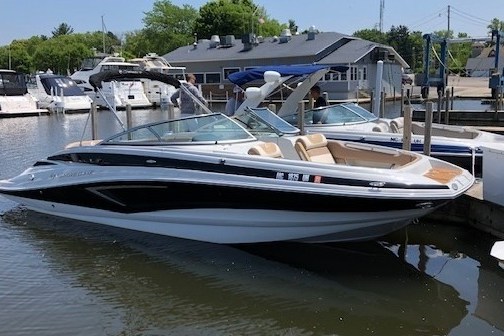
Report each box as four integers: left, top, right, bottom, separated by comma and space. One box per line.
447, 5, 451, 36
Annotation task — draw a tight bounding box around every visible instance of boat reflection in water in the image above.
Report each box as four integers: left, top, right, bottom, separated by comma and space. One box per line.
384, 222, 504, 335
3, 208, 491, 336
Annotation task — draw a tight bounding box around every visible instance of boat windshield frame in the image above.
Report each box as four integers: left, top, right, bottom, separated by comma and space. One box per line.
282, 103, 379, 126
234, 107, 301, 136
101, 113, 257, 145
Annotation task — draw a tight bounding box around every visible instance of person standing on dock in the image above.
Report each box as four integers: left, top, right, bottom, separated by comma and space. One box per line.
170, 73, 207, 115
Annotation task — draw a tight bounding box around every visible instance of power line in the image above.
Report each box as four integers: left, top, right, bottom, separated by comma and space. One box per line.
450, 6, 490, 24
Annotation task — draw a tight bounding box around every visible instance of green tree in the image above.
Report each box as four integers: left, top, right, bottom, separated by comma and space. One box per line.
194, 0, 285, 39
51, 23, 74, 38
288, 19, 298, 35
136, 0, 198, 54
488, 18, 504, 34
32, 35, 92, 74
352, 28, 387, 44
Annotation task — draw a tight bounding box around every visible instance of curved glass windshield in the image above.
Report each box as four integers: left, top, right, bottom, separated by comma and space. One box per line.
103, 114, 255, 144
40, 76, 86, 96
283, 103, 378, 125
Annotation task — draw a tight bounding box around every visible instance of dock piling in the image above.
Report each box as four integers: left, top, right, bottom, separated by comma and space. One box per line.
424, 102, 434, 156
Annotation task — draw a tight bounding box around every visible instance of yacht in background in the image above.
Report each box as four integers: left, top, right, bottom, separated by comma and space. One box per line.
0, 69, 47, 116
129, 53, 186, 106
70, 54, 151, 109
28, 71, 92, 113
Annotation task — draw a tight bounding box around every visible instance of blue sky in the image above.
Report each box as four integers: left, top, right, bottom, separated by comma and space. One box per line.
2, 0, 503, 46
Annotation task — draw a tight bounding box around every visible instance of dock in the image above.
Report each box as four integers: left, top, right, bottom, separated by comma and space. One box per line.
428, 182, 504, 240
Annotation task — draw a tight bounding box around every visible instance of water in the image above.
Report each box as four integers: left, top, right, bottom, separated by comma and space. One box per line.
1, 108, 503, 335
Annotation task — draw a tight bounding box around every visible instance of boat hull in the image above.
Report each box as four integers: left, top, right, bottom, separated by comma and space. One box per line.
1, 171, 448, 244
5, 194, 436, 244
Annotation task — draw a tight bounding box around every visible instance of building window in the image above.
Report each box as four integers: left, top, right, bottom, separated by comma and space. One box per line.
205, 73, 221, 83
361, 66, 367, 80
223, 67, 240, 80
350, 66, 358, 81
193, 73, 204, 83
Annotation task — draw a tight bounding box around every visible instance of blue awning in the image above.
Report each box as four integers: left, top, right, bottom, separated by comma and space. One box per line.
228, 64, 348, 86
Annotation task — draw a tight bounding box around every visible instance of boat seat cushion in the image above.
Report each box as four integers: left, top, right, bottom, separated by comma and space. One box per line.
248, 142, 284, 158
295, 134, 336, 164
390, 117, 404, 133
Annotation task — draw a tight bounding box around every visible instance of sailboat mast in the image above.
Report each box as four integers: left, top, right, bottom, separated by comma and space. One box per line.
101, 15, 106, 53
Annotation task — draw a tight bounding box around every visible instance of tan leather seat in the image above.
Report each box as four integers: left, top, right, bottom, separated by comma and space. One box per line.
295, 134, 336, 163
248, 142, 284, 158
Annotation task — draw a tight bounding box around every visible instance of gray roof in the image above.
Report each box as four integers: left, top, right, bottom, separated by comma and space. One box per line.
165, 32, 366, 64
316, 38, 376, 64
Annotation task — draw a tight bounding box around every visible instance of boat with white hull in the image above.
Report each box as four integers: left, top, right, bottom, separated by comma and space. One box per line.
0, 69, 47, 116
70, 55, 151, 109
129, 53, 186, 106
229, 65, 504, 176
28, 73, 92, 112
0, 71, 475, 244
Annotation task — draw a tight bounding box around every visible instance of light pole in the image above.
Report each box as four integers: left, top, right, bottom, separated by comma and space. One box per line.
8, 44, 11, 70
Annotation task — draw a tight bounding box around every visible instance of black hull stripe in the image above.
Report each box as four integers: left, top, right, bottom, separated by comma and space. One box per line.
46, 152, 448, 190
3, 181, 448, 214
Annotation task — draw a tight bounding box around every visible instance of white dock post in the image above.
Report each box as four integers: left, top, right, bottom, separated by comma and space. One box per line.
372, 60, 384, 117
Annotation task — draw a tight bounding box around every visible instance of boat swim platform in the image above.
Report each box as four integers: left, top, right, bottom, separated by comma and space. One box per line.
427, 181, 504, 240
0, 110, 50, 118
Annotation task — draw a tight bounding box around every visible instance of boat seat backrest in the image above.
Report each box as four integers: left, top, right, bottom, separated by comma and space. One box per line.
248, 142, 284, 158
295, 134, 336, 164
390, 117, 404, 133
372, 122, 389, 132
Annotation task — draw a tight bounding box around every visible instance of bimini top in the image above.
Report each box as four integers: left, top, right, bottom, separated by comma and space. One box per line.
228, 64, 348, 86
89, 70, 181, 90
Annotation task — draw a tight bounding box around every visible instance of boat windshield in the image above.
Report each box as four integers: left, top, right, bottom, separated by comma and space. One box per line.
0, 71, 28, 96
40, 76, 86, 96
101, 64, 141, 72
282, 103, 379, 126
234, 107, 300, 136
79, 56, 106, 71
102, 113, 256, 145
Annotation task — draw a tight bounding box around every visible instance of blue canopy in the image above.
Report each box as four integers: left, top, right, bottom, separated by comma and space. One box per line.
228, 64, 348, 86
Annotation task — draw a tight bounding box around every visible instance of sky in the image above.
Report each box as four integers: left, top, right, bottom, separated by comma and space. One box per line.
2, 0, 504, 46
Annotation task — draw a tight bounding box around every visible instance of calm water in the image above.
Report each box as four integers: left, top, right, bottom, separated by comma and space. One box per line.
1, 107, 503, 335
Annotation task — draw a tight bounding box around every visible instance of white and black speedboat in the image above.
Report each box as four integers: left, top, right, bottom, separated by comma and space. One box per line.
229, 65, 504, 176
0, 71, 475, 244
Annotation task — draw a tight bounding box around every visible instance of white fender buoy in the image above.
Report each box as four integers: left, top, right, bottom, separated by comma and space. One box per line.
490, 241, 504, 269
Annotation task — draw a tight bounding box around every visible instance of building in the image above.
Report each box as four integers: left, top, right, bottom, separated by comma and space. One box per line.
465, 44, 504, 77
163, 30, 409, 100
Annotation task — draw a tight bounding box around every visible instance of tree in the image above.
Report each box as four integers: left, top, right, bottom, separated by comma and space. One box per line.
288, 19, 298, 35
32, 35, 92, 74
352, 29, 387, 44
51, 23, 74, 38
138, 0, 198, 54
487, 18, 504, 34
193, 0, 285, 39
